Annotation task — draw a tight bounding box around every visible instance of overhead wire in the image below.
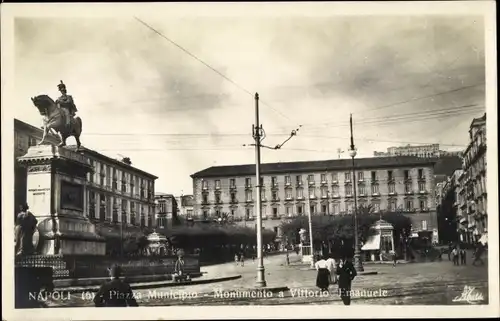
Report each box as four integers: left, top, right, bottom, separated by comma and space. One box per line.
134, 16, 301, 128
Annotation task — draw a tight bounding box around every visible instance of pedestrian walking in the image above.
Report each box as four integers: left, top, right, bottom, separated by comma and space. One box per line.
472, 245, 485, 266
314, 255, 330, 292
448, 242, 453, 261
93, 265, 139, 307
460, 248, 466, 265
325, 253, 337, 284
391, 250, 397, 267
452, 247, 459, 266
285, 250, 290, 266
235, 253, 240, 266
239, 251, 245, 267
336, 256, 357, 306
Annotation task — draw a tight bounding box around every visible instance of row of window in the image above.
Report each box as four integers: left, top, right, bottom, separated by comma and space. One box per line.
202, 181, 428, 204
88, 191, 154, 226
202, 169, 426, 190
463, 127, 486, 170
201, 198, 429, 218
88, 159, 154, 200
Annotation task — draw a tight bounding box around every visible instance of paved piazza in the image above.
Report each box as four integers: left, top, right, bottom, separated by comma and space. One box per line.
45, 252, 488, 307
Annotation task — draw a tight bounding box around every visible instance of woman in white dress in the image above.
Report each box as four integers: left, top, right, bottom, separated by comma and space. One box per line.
314, 255, 330, 291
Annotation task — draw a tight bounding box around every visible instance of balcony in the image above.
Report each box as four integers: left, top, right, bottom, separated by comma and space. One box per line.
296, 181, 303, 187
271, 215, 281, 220
230, 185, 237, 191
285, 181, 292, 187
344, 179, 352, 184
244, 185, 252, 190
201, 200, 210, 205
296, 196, 305, 201
331, 180, 339, 185
321, 194, 328, 199
404, 178, 412, 183
345, 194, 354, 198
229, 198, 238, 204
262, 215, 268, 220
309, 195, 317, 200
271, 197, 280, 202
358, 178, 365, 183
215, 199, 223, 205
371, 180, 379, 185
359, 193, 368, 198
418, 190, 428, 195
420, 208, 429, 212
418, 177, 426, 182
405, 191, 414, 195
245, 216, 255, 221
245, 199, 253, 203
308, 181, 315, 186
320, 180, 328, 186
271, 184, 279, 191
371, 193, 381, 197
331, 194, 341, 199
387, 178, 395, 183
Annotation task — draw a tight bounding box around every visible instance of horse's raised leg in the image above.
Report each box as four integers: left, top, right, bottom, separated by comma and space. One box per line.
38, 126, 49, 145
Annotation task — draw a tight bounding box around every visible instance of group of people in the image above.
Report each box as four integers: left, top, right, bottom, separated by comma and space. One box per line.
450, 247, 467, 266
314, 254, 357, 305
449, 242, 486, 267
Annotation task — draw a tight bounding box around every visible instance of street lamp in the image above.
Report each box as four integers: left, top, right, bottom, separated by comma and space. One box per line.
349, 114, 364, 272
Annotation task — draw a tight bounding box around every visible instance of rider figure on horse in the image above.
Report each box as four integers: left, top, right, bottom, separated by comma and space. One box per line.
55, 80, 78, 129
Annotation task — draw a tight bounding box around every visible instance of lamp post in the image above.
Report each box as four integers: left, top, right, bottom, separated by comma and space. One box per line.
349, 114, 364, 272
254, 93, 266, 287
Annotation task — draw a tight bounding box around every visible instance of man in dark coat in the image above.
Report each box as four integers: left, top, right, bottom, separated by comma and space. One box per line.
15, 204, 38, 256
93, 265, 139, 307
336, 256, 357, 305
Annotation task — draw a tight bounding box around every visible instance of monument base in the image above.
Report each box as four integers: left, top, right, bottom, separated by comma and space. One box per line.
37, 216, 106, 256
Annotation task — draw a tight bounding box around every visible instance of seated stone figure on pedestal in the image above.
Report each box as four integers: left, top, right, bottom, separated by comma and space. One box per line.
15, 204, 38, 256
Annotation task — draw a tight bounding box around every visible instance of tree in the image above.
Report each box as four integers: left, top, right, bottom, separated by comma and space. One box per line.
280, 205, 411, 252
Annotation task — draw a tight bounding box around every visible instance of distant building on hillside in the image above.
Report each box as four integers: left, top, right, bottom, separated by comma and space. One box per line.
374, 143, 462, 158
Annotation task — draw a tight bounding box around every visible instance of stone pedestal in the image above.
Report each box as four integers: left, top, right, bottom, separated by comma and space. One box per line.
17, 145, 105, 256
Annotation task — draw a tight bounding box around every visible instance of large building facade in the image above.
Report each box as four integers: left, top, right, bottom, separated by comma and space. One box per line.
456, 113, 487, 244
71, 146, 158, 229
374, 143, 461, 158
191, 156, 438, 238
14, 119, 157, 230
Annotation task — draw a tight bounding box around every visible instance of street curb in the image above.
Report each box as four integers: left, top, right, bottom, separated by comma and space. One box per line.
56, 275, 242, 293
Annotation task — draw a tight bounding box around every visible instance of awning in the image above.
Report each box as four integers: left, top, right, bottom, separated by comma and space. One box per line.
479, 232, 488, 245
361, 234, 381, 251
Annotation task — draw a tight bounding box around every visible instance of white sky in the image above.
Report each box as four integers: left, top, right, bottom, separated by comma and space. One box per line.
12, 14, 486, 195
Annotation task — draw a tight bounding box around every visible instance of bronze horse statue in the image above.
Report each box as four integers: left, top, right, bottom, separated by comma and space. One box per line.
31, 95, 83, 150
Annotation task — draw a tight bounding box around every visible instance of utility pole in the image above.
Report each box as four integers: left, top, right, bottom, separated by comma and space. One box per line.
253, 93, 267, 288
349, 114, 364, 272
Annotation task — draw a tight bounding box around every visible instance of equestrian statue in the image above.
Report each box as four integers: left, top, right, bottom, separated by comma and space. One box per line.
31, 80, 83, 150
